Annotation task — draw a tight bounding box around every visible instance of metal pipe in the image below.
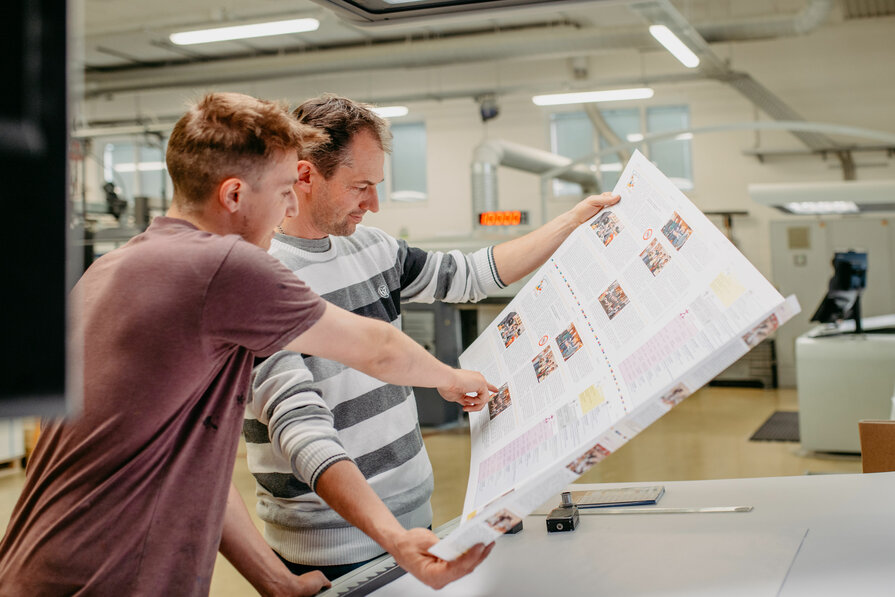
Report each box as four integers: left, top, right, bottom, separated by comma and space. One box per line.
471, 139, 600, 226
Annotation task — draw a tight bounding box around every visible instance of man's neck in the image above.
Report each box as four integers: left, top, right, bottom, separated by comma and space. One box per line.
166, 203, 220, 236
282, 216, 327, 241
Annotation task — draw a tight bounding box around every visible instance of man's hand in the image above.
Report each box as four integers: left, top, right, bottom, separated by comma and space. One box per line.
265, 571, 330, 597
570, 192, 621, 225
388, 528, 495, 590
437, 369, 497, 412
219, 483, 332, 597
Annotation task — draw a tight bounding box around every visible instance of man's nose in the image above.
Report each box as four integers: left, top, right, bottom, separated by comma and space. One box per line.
363, 187, 380, 213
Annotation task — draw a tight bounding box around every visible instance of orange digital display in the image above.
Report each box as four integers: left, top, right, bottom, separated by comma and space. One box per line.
478, 210, 528, 226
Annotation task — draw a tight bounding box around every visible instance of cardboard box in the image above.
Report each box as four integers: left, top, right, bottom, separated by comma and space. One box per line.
858, 420, 895, 473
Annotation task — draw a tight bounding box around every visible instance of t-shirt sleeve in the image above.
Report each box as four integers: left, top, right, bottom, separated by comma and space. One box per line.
203, 239, 326, 356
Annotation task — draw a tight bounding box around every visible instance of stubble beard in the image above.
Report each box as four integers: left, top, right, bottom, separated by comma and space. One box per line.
311, 186, 356, 237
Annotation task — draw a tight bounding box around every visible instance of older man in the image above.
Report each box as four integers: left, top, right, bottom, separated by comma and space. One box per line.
238, 94, 619, 587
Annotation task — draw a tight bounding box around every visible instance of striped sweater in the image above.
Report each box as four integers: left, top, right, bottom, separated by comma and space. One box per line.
244, 225, 505, 565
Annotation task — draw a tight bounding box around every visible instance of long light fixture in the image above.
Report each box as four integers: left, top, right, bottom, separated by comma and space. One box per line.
114, 161, 166, 173
170, 18, 319, 46
372, 106, 409, 118
627, 132, 693, 142
532, 88, 654, 106
749, 180, 895, 215
784, 201, 860, 215
649, 25, 700, 68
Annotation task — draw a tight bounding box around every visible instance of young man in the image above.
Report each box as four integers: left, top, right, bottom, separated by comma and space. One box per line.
238, 94, 620, 586
0, 92, 494, 597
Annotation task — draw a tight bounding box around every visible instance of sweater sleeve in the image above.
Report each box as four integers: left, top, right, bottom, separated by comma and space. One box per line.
248, 351, 352, 490
396, 240, 506, 304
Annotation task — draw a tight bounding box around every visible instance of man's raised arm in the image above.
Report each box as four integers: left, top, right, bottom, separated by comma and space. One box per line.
492, 192, 620, 285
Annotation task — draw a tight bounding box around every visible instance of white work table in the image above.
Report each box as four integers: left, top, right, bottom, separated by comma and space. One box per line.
323, 472, 895, 596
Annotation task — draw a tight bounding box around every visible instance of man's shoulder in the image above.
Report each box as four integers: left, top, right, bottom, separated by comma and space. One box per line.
122, 219, 245, 271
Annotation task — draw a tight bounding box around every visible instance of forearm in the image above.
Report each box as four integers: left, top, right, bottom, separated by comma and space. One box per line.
219, 483, 300, 597
284, 304, 456, 390
370, 319, 457, 387
492, 192, 620, 284
314, 461, 495, 590
284, 304, 491, 407
491, 210, 579, 284
314, 460, 407, 555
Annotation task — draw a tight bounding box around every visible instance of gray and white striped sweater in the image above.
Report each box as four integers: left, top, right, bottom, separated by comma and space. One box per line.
244, 225, 505, 565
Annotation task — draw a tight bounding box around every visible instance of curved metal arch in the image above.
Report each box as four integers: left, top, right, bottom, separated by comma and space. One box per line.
541, 121, 895, 181
538, 120, 895, 223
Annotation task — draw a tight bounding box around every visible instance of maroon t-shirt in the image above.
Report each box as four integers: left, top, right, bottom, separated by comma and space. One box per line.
0, 218, 325, 596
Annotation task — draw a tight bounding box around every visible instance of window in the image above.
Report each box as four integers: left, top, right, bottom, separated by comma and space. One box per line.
549, 105, 693, 193
598, 108, 640, 190
549, 112, 595, 197
384, 121, 427, 202
646, 106, 693, 191
102, 139, 171, 207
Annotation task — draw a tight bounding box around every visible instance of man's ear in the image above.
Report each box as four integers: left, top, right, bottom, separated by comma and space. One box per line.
295, 160, 315, 194
218, 177, 243, 214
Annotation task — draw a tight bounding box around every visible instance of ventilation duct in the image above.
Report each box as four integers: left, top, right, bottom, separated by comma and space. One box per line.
471, 139, 600, 217
84, 25, 645, 97
309, 0, 606, 26
631, 0, 840, 154
85, 1, 836, 97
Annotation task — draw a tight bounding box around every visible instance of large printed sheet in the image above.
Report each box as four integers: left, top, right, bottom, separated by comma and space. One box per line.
429, 150, 800, 560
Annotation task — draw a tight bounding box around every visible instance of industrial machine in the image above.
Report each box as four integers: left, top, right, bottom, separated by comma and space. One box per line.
796, 252, 895, 453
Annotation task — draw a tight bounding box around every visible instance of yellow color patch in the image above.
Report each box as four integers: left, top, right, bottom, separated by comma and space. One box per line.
578, 385, 605, 415
710, 272, 746, 308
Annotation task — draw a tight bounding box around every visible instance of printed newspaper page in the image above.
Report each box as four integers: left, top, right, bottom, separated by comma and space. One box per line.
429, 150, 800, 560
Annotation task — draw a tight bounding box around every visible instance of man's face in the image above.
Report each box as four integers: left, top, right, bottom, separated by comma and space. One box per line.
307, 129, 384, 237
238, 151, 299, 249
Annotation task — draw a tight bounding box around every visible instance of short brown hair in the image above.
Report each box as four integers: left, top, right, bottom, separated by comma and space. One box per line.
292, 94, 392, 179
166, 92, 325, 208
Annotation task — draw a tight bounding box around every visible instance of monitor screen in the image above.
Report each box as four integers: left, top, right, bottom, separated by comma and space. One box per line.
810, 250, 867, 325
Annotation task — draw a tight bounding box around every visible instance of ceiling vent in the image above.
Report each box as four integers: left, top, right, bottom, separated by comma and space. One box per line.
309, 0, 608, 26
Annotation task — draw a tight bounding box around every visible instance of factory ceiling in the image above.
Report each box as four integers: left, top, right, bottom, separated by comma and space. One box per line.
80, 0, 893, 98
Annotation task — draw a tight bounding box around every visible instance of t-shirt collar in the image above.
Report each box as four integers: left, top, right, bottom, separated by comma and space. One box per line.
274, 233, 332, 253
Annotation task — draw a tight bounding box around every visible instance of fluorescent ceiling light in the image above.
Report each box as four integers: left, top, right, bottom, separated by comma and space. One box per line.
170, 18, 319, 46
627, 132, 691, 143
532, 88, 654, 106
390, 190, 427, 202
372, 105, 409, 118
599, 163, 623, 172
114, 161, 166, 173
784, 201, 860, 215
649, 25, 700, 69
